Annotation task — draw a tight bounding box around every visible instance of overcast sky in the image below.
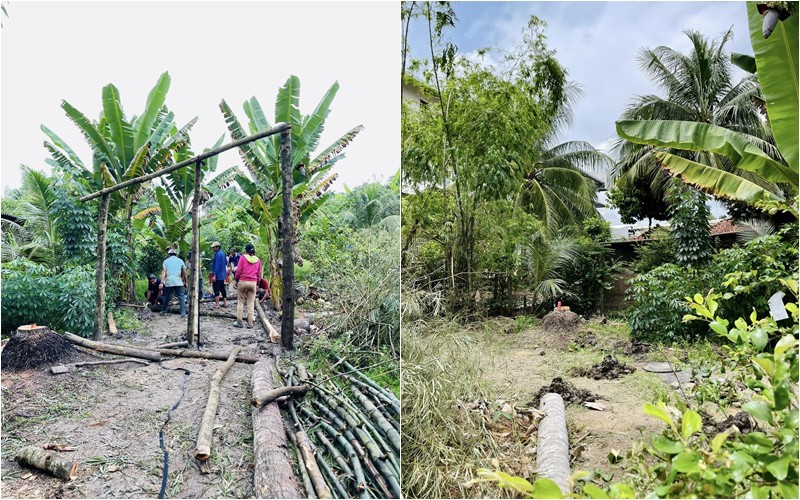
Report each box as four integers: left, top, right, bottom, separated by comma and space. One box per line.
405, 1, 752, 226
1, 1, 399, 193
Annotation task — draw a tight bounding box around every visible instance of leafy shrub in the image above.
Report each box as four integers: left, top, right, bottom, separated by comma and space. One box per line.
633, 228, 677, 273
558, 238, 617, 317
667, 186, 712, 267
1, 259, 97, 337
629, 231, 798, 343
137, 242, 165, 277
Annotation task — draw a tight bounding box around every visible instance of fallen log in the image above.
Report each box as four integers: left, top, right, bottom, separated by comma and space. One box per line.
163, 306, 238, 320
107, 312, 118, 336
251, 359, 303, 499
254, 300, 280, 343
15, 446, 78, 480
194, 346, 242, 461
537, 393, 570, 495
296, 430, 333, 499
64, 332, 258, 364
251, 384, 308, 408
51, 358, 149, 374
63, 332, 161, 362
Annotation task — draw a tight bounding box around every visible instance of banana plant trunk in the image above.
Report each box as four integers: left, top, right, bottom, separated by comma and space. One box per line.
280, 127, 295, 350
93, 193, 110, 340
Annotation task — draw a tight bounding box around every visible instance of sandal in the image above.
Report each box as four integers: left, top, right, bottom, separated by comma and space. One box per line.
232, 321, 244, 328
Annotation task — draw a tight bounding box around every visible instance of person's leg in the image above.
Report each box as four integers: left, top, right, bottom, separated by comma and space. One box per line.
244, 281, 256, 327
160, 287, 170, 313
220, 280, 228, 306
214, 280, 221, 308
236, 285, 245, 325
177, 286, 186, 317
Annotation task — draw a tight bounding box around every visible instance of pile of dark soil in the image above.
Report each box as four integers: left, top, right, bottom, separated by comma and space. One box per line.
138, 307, 156, 321
531, 377, 599, 407
1, 327, 74, 371
700, 410, 753, 434
575, 355, 636, 380
541, 309, 581, 334
574, 330, 598, 348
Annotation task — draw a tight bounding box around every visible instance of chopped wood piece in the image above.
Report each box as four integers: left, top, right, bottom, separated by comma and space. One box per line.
15, 446, 77, 480
584, 402, 606, 411
251, 384, 308, 407
254, 300, 280, 343
194, 347, 242, 461
107, 312, 118, 336
156, 341, 190, 349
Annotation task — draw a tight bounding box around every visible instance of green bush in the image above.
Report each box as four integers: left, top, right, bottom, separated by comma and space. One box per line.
629, 230, 798, 343
558, 238, 617, 317
633, 228, 677, 273
1, 259, 97, 337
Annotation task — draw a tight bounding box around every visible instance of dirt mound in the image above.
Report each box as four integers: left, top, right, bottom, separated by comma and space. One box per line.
531, 377, 599, 407
575, 355, 636, 380
1, 327, 74, 371
573, 330, 598, 348
701, 410, 753, 434
541, 309, 581, 334
138, 307, 156, 321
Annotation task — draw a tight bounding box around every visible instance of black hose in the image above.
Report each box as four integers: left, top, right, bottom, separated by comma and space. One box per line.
157, 366, 190, 499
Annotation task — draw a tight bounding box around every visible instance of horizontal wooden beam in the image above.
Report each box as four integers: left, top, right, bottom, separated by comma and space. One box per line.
79, 122, 291, 202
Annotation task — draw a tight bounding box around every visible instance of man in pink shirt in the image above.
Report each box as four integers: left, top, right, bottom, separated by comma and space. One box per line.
233, 243, 262, 328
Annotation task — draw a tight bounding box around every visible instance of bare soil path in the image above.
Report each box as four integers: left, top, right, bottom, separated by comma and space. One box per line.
477, 319, 669, 479
1, 301, 273, 499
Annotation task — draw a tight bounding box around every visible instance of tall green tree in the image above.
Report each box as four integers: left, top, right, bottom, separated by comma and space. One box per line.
610, 29, 776, 215
213, 75, 364, 307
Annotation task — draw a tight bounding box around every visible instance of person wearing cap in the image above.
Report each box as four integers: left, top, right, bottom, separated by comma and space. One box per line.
160, 247, 187, 317
145, 274, 163, 307
233, 243, 262, 328
210, 241, 228, 309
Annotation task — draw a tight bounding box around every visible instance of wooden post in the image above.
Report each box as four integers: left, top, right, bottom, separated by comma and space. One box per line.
187, 160, 202, 346
279, 127, 295, 350
93, 192, 110, 340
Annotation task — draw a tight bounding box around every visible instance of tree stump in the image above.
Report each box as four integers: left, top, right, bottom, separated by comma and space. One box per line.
1, 325, 74, 371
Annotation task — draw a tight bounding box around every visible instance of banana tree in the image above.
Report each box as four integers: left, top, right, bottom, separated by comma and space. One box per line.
211, 75, 364, 307
615, 5, 798, 216
44, 71, 199, 298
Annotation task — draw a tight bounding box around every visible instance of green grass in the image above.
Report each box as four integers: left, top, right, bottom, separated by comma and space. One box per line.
113, 306, 142, 331
134, 278, 148, 302
621, 370, 671, 404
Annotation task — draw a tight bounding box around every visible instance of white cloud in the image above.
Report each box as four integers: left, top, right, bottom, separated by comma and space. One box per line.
1, 2, 399, 193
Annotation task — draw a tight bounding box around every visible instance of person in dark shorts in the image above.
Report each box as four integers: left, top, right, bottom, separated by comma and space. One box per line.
210, 241, 228, 309
146, 274, 163, 307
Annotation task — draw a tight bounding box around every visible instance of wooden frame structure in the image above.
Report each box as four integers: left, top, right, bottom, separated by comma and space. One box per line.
81, 123, 296, 349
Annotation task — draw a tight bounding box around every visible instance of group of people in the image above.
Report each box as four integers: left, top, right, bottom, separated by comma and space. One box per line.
145, 242, 271, 328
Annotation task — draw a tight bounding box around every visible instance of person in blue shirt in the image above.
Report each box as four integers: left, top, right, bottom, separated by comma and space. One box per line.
160, 247, 187, 317
211, 241, 228, 309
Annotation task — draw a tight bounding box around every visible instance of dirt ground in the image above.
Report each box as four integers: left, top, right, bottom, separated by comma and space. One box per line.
1, 300, 278, 499
477, 319, 669, 480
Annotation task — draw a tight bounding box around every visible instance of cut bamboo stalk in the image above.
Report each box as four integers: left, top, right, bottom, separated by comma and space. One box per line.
350, 385, 400, 454
251, 359, 303, 498
107, 312, 118, 336
295, 430, 333, 499
316, 447, 350, 499
348, 376, 400, 417
304, 412, 367, 497
287, 423, 317, 499
537, 393, 571, 495
15, 446, 78, 480
194, 346, 242, 461
63, 332, 161, 361
332, 356, 398, 405
251, 384, 308, 407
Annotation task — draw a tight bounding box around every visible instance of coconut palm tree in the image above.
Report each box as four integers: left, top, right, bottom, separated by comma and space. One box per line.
610, 29, 778, 206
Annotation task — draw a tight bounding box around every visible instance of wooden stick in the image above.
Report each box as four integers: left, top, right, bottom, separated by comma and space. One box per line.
15, 446, 78, 480
251, 384, 308, 407
154, 347, 258, 364
63, 332, 161, 362
107, 312, 118, 336
251, 359, 303, 498
156, 341, 190, 349
254, 300, 280, 343
194, 346, 242, 461
74, 359, 149, 368
295, 430, 333, 499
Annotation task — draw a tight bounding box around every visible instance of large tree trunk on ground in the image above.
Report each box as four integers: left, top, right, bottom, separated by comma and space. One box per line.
194, 347, 242, 461
251, 359, 303, 499
15, 446, 78, 480
251, 384, 308, 408
537, 393, 570, 495
63, 332, 161, 362
93, 192, 110, 340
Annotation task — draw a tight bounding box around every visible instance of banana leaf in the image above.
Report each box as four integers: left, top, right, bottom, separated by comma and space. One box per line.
653, 151, 784, 203
748, 2, 798, 173
617, 119, 797, 189
102, 84, 134, 170
61, 100, 121, 172
134, 72, 171, 150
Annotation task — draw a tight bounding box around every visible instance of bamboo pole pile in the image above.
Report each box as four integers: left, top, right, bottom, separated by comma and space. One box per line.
278, 359, 400, 499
